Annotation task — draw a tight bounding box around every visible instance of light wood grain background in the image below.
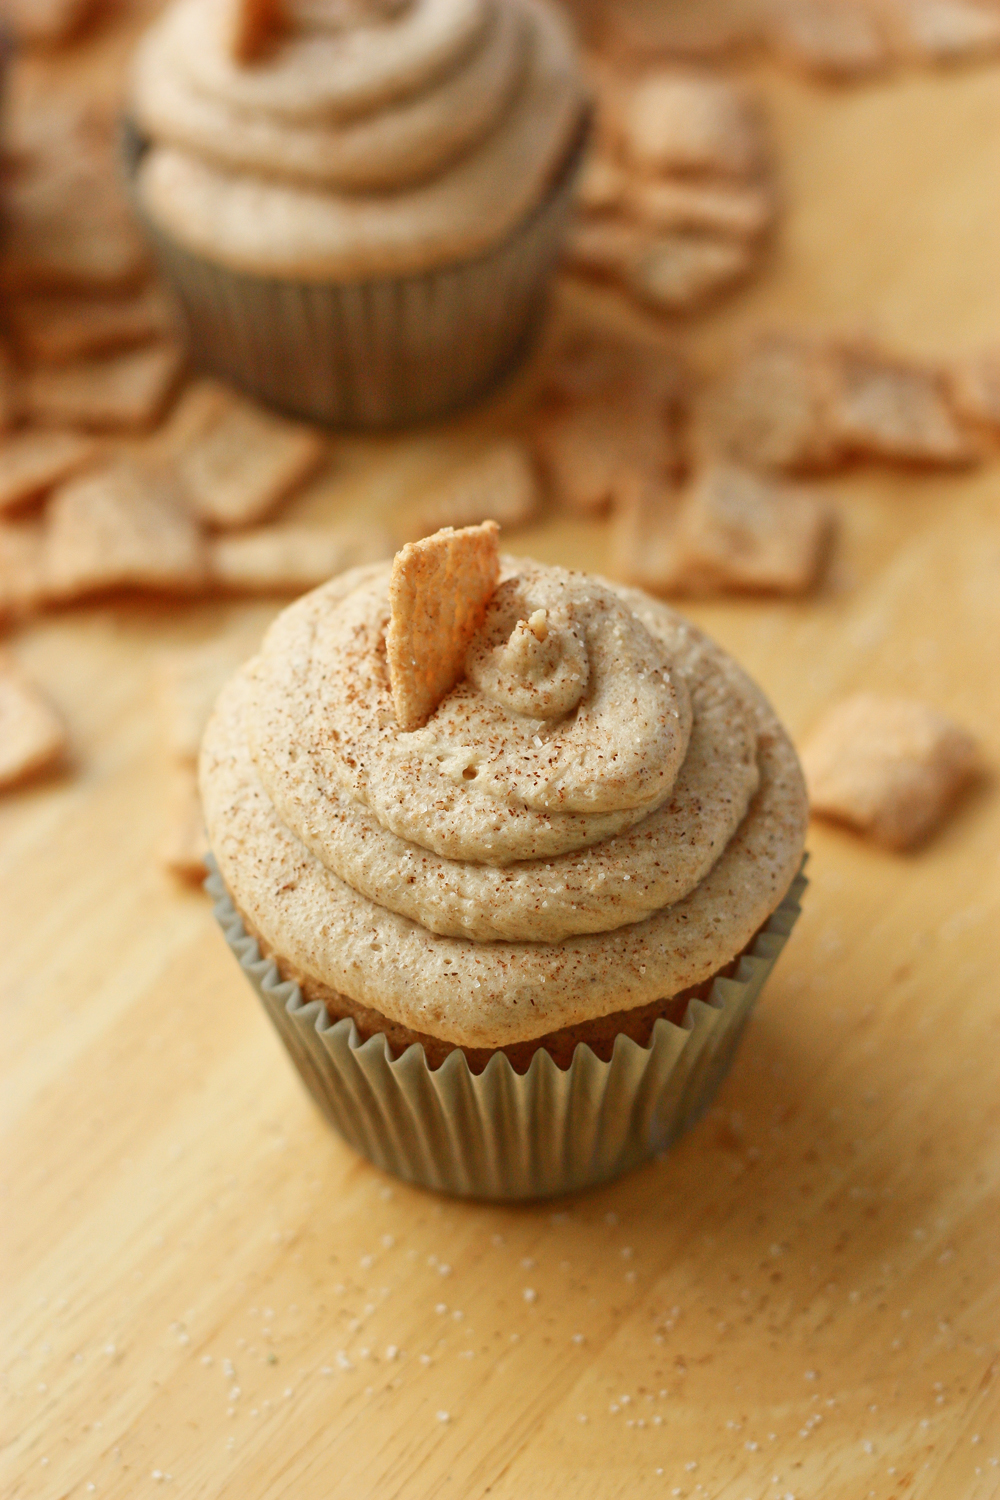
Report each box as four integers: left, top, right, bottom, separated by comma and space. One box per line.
2, 11, 1000, 1499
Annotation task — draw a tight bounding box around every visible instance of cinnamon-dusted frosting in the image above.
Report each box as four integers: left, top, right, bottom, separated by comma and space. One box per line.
200, 558, 807, 1049
131, 0, 585, 279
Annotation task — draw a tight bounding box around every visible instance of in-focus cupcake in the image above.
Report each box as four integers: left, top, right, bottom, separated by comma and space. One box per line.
126, 0, 588, 427
201, 524, 808, 1198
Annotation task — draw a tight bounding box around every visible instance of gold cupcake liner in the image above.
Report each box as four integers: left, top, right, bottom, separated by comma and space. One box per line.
206, 859, 806, 1200
121, 115, 588, 429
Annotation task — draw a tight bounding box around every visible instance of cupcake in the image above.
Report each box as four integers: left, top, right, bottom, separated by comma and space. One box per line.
126, 0, 588, 427
201, 524, 807, 1198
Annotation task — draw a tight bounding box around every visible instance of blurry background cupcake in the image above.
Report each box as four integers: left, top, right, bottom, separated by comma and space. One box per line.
126, 0, 589, 428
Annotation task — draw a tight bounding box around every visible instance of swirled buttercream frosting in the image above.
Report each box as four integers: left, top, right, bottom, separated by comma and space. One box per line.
201, 557, 808, 1049
131, 0, 585, 279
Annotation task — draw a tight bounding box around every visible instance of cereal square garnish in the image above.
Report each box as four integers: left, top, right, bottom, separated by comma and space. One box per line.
173, 381, 325, 528
24, 343, 185, 432
0, 430, 100, 514
621, 71, 764, 178
0, 658, 67, 790
210, 521, 392, 593
160, 764, 210, 882
386, 522, 500, 732
11, 285, 177, 366
0, 520, 46, 623
44, 460, 208, 599
829, 349, 975, 465
702, 334, 844, 472
802, 694, 980, 849
627, 233, 753, 313
399, 443, 540, 543
767, 0, 891, 79
662, 464, 833, 594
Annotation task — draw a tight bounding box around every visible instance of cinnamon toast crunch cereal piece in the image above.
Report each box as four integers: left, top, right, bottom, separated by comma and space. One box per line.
10, 286, 177, 366
829, 349, 975, 465
400, 443, 540, 543
0, 659, 66, 791
210, 520, 392, 593
533, 394, 677, 516
703, 334, 844, 472
0, 520, 47, 623
173, 381, 325, 528
627, 233, 753, 313
602, 0, 763, 63
766, 0, 892, 78
624, 176, 774, 239
0, 430, 100, 514
24, 343, 185, 432
564, 219, 647, 280
386, 522, 500, 732
610, 469, 683, 591
160, 763, 210, 882
44, 461, 208, 599
621, 72, 764, 178
576, 152, 627, 215
650, 464, 834, 594
802, 694, 980, 849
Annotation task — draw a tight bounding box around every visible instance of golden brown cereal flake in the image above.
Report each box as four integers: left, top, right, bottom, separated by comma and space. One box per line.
386, 522, 500, 732
702, 334, 844, 473
0, 430, 101, 514
399, 443, 540, 543
0, 658, 66, 791
10, 286, 177, 366
624, 175, 774, 240
829, 349, 975, 465
24, 343, 186, 432
802, 694, 980, 849
620, 71, 764, 179
160, 763, 210, 882
627, 233, 753, 313
563, 219, 648, 281
210, 520, 393, 593
173, 381, 325, 528
44, 460, 208, 599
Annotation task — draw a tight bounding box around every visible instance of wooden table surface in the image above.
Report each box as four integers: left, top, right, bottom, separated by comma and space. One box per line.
3, 16, 1000, 1500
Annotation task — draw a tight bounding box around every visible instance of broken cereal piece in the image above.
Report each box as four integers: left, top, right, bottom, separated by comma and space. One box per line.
627, 234, 753, 314
160, 763, 210, 882
624, 176, 774, 240
210, 521, 392, 593
10, 286, 177, 366
534, 395, 677, 517
44, 461, 208, 599
401, 443, 540, 543
24, 343, 185, 432
702, 334, 844, 473
231, 0, 289, 63
0, 520, 47, 623
173, 381, 325, 528
621, 71, 764, 178
386, 522, 500, 732
802, 694, 980, 849
649, 464, 834, 594
829, 349, 975, 465
0, 659, 67, 791
0, 430, 101, 514
766, 0, 892, 79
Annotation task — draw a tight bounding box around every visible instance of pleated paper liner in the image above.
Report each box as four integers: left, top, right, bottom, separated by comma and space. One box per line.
207, 859, 806, 1200
120, 114, 588, 429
